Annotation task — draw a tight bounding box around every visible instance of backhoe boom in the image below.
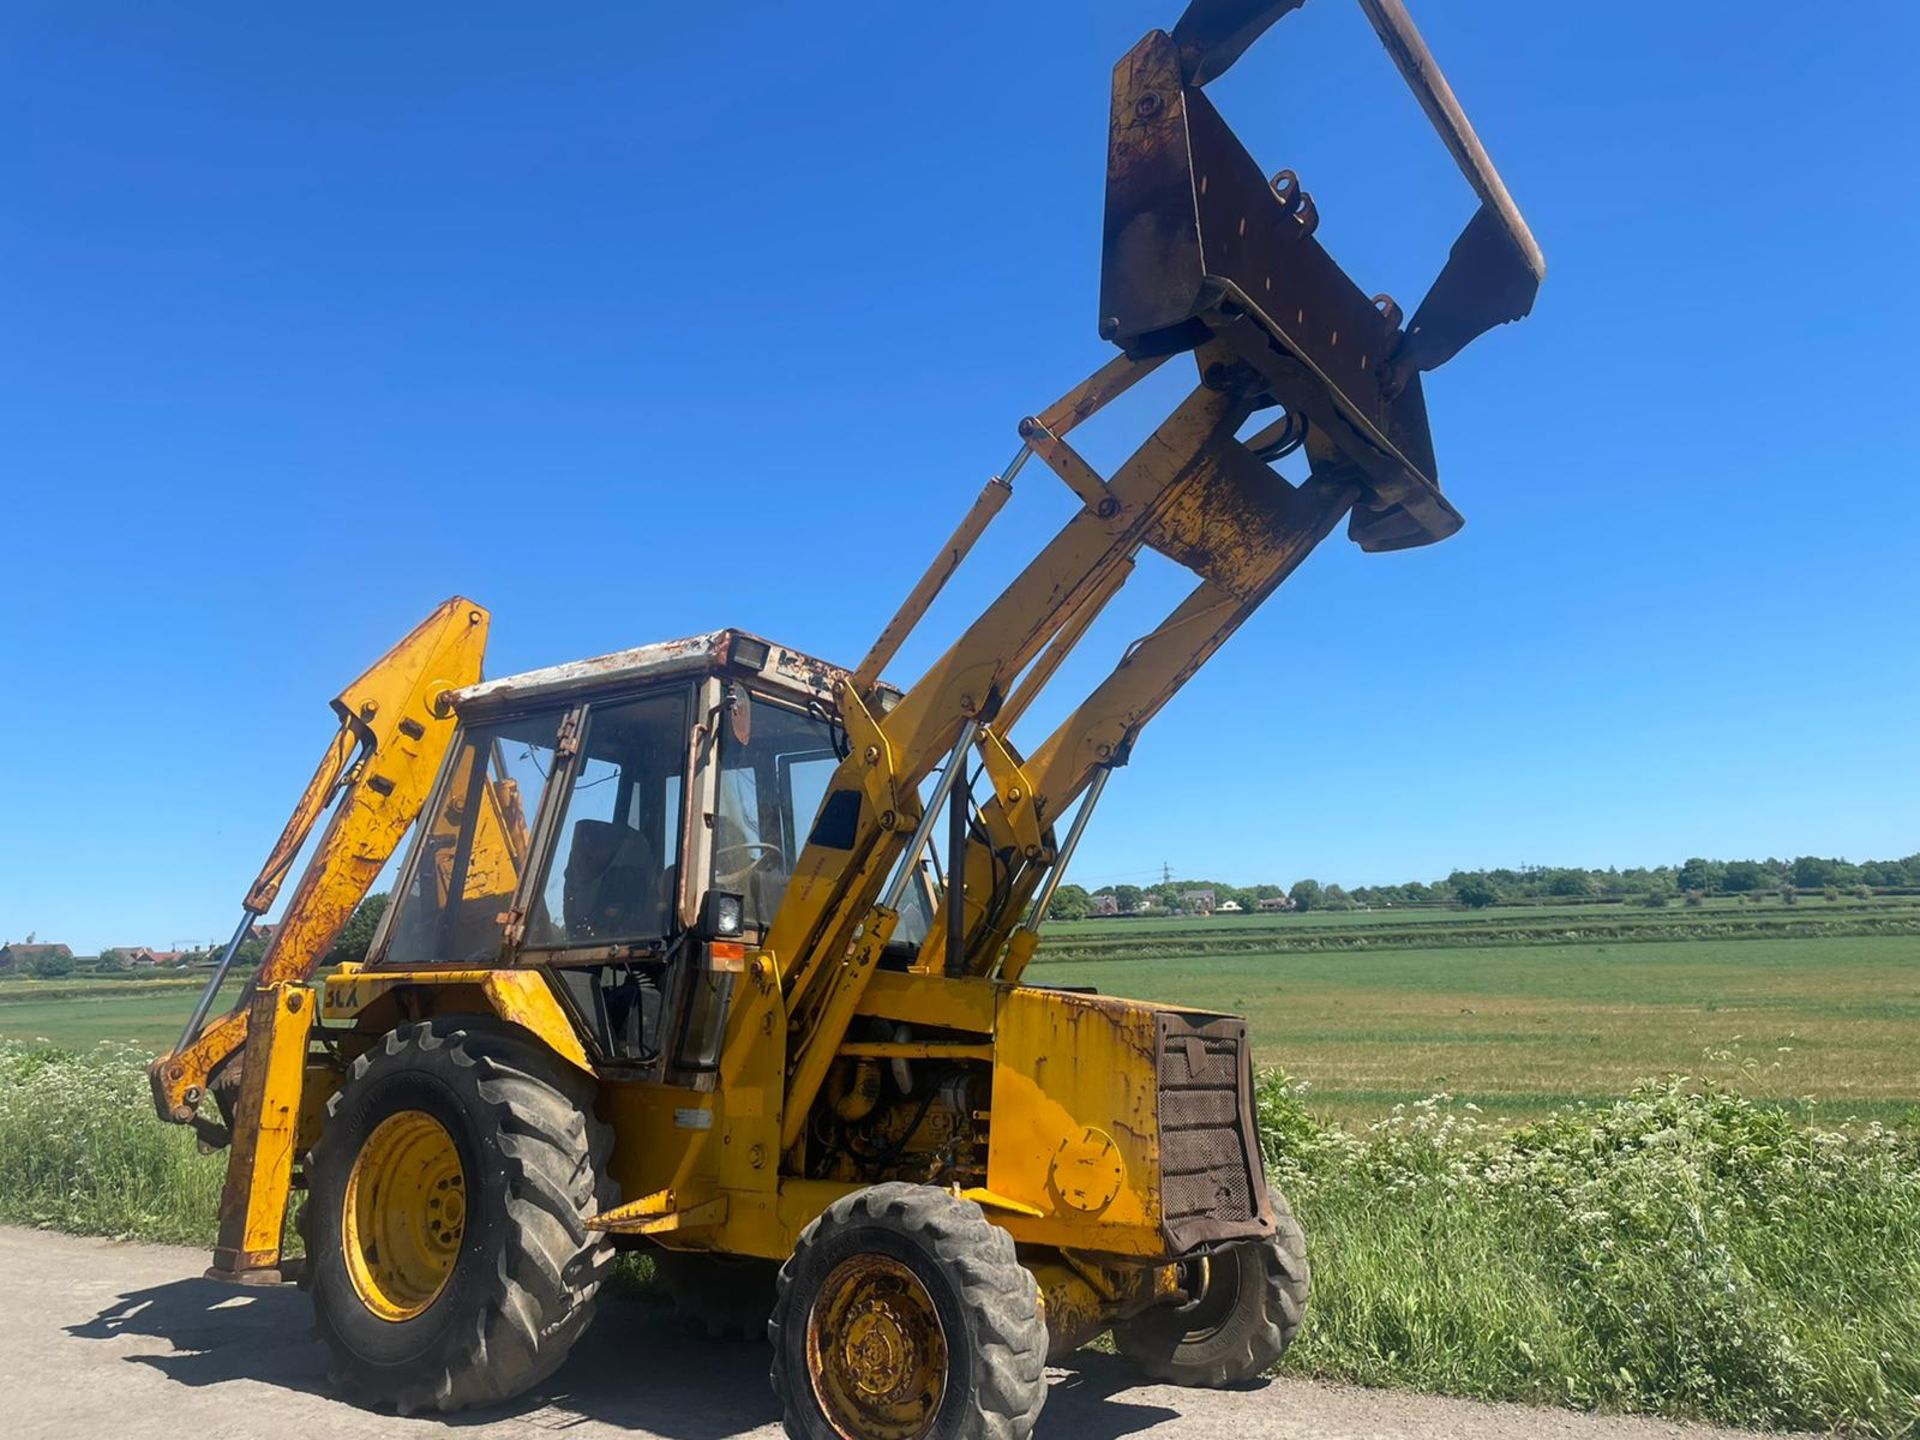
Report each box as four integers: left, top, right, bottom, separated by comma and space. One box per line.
148, 599, 490, 1147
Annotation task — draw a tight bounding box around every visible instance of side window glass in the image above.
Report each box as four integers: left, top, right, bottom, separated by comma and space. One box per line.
383, 711, 564, 965
780, 753, 839, 858
529, 691, 688, 948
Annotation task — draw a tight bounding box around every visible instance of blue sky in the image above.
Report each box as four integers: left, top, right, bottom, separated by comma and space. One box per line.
3, 2, 1915, 952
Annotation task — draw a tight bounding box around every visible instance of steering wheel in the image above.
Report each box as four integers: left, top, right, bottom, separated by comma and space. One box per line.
713, 840, 784, 891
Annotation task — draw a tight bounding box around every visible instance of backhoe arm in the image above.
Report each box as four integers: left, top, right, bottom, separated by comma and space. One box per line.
148, 598, 490, 1140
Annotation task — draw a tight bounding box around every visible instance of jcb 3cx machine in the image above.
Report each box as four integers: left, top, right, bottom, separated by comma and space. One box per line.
150, 4, 1541, 1436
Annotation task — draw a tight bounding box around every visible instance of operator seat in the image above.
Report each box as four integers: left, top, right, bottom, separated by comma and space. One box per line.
563, 819, 664, 942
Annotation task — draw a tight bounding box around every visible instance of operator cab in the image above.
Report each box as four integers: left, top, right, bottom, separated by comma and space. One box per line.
368, 629, 928, 1083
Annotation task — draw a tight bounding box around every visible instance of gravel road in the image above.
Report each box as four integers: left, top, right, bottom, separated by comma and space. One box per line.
2, 1227, 1784, 1440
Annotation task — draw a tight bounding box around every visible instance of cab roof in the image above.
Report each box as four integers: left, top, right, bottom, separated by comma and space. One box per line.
450, 628, 873, 715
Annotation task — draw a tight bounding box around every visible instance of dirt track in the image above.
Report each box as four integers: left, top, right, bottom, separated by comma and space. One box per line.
2, 1227, 1789, 1440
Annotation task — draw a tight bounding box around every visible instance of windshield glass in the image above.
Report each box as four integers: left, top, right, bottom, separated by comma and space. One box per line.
715, 694, 842, 930
382, 710, 564, 966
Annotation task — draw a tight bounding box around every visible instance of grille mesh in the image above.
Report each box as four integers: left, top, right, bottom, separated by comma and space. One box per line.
1156, 1012, 1260, 1249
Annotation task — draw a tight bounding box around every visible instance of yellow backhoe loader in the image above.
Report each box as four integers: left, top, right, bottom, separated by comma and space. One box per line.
150, 3, 1542, 1435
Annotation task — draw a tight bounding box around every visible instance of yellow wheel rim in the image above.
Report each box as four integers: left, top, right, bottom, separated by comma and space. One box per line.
341, 1109, 466, 1322
806, 1254, 948, 1440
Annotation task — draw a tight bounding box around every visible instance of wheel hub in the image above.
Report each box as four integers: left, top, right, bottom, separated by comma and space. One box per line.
807, 1254, 948, 1440
341, 1109, 466, 1322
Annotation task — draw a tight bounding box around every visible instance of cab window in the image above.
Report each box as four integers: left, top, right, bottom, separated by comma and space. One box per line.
382, 709, 563, 966
527, 690, 689, 949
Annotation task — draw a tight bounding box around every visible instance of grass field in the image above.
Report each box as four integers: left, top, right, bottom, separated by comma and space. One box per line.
0, 977, 243, 1053
2, 897, 1916, 1433
1033, 933, 1920, 1123
7, 900, 1918, 1123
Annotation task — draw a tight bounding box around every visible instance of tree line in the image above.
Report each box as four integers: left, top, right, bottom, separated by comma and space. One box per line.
1044, 852, 1920, 919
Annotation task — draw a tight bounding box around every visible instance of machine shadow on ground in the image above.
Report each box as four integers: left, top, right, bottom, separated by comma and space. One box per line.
68, 1277, 1192, 1440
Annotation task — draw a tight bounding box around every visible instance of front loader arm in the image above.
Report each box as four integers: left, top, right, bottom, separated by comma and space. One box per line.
148, 598, 490, 1139
765, 0, 1542, 1152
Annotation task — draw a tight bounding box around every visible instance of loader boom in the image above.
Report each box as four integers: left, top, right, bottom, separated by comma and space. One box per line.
765, 0, 1541, 1150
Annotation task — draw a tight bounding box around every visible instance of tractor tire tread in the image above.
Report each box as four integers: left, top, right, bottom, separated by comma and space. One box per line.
1113, 1184, 1310, 1389
303, 1018, 616, 1415
770, 1182, 1046, 1440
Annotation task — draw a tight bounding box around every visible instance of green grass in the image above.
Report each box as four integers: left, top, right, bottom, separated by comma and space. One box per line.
0, 977, 242, 1052
1259, 1075, 1920, 1434
1031, 934, 1920, 1124
0, 1042, 1913, 1435
0, 1044, 224, 1243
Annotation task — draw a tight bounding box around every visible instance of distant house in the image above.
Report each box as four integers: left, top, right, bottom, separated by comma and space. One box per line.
1180, 889, 1216, 914
125, 948, 188, 967
1216, 898, 1243, 913
247, 922, 279, 946
1091, 894, 1120, 917
1257, 896, 1293, 912
0, 942, 73, 974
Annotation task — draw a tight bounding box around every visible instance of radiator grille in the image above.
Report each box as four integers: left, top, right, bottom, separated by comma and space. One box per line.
1156, 1012, 1264, 1250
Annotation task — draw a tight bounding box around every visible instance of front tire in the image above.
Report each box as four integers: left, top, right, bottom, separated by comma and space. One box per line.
301, 1018, 615, 1413
770, 1182, 1047, 1440
1113, 1186, 1309, 1387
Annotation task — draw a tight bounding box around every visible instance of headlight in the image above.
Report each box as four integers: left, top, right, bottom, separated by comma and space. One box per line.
701, 889, 745, 938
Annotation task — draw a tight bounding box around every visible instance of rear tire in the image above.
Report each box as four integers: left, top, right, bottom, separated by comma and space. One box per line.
1113, 1186, 1309, 1387
770, 1182, 1047, 1440
300, 1018, 615, 1413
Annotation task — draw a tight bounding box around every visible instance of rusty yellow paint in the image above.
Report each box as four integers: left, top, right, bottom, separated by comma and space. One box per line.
149, 1004, 248, 1126
984, 985, 1166, 1256
588, 1185, 681, 1229
150, 599, 490, 1130
764, 378, 1242, 1019
168, 331, 1375, 1315
594, 944, 789, 1259
1026, 1256, 1111, 1362
208, 983, 315, 1277
598, 1196, 728, 1237
321, 964, 591, 1073
253, 599, 492, 994
712, 947, 785, 1198
919, 726, 1046, 971
1026, 1252, 1176, 1361
973, 482, 1359, 976
854, 968, 995, 1034
807, 1250, 949, 1440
